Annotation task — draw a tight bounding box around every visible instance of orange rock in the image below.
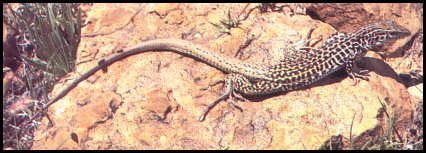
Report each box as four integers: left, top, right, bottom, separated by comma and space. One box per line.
32, 3, 420, 150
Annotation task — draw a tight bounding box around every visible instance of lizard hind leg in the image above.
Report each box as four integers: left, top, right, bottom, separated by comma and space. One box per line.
198, 74, 245, 121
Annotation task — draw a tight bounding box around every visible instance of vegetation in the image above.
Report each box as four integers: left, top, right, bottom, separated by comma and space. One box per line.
3, 3, 82, 149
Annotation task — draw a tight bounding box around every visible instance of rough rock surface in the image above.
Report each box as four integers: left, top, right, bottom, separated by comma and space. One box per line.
306, 3, 423, 79
32, 4, 421, 149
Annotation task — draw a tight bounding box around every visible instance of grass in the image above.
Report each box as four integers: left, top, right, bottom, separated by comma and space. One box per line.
3, 3, 82, 150
348, 96, 422, 150
318, 95, 422, 150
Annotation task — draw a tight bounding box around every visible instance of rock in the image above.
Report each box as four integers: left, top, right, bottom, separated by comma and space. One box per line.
305, 3, 369, 32
153, 3, 179, 17
32, 4, 420, 150
408, 83, 423, 101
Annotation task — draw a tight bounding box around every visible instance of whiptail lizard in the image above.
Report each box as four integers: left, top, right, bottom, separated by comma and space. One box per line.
229, 21, 411, 95
23, 21, 410, 126
198, 21, 410, 120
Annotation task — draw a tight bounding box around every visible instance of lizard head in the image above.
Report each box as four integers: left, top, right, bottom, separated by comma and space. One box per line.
352, 21, 411, 51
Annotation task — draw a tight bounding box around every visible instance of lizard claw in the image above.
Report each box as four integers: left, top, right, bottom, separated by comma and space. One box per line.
348, 69, 370, 86
230, 91, 248, 102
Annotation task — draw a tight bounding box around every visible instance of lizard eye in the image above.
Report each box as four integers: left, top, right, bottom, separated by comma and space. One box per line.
375, 42, 383, 47
373, 42, 384, 49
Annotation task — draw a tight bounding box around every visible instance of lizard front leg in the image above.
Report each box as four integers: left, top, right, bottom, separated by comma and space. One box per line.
345, 54, 370, 85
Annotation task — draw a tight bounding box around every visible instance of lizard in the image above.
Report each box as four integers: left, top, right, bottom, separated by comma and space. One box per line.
22, 20, 410, 126
198, 21, 410, 120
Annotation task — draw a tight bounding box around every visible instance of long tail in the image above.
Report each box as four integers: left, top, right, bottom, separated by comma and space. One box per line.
121, 39, 269, 79
45, 39, 270, 113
